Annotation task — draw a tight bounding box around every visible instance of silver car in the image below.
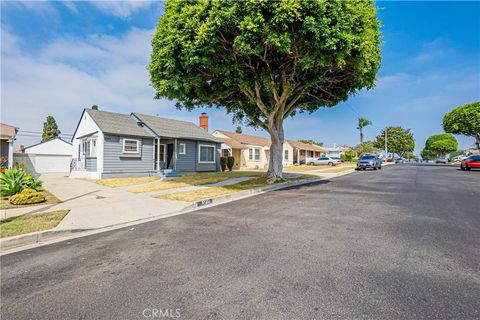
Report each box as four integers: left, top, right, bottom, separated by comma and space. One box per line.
356, 155, 382, 170
308, 156, 341, 166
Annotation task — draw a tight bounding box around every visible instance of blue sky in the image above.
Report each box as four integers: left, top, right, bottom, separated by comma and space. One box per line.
1, 1, 479, 153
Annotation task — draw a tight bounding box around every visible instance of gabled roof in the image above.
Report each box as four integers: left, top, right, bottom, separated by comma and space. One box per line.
286, 140, 324, 152
0, 123, 18, 138
215, 137, 246, 149
23, 137, 72, 151
215, 130, 271, 147
85, 109, 152, 138
132, 113, 217, 142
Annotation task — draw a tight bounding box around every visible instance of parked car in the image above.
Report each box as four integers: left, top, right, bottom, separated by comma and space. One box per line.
395, 158, 404, 164
436, 158, 448, 164
356, 155, 382, 170
460, 155, 480, 171
331, 157, 345, 163
308, 157, 341, 166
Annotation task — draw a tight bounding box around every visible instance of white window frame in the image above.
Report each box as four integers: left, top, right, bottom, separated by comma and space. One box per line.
179, 143, 186, 155
284, 149, 289, 161
123, 138, 140, 154
249, 147, 261, 162
198, 144, 216, 164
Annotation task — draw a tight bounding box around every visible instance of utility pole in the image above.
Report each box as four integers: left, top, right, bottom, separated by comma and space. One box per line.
384, 127, 388, 160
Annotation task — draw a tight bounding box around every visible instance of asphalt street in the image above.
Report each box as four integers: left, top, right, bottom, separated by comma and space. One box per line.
1, 165, 479, 319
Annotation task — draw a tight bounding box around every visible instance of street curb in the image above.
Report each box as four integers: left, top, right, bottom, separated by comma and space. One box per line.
0, 229, 86, 251
0, 170, 357, 254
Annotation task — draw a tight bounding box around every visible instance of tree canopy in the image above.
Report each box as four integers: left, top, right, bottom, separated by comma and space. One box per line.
149, 0, 381, 180
443, 102, 480, 149
373, 126, 414, 156
41, 116, 61, 142
422, 133, 458, 158
353, 141, 377, 156
357, 117, 372, 143
299, 140, 323, 147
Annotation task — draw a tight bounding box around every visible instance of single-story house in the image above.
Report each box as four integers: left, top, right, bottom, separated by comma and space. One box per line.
0, 123, 18, 169
14, 138, 73, 174
70, 107, 221, 179
212, 130, 325, 169
286, 140, 325, 164
323, 145, 350, 158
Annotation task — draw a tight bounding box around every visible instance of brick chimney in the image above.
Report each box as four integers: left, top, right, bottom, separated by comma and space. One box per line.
199, 113, 208, 132
20, 145, 25, 152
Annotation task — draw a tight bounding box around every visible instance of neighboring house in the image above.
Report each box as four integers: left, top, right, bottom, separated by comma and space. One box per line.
14, 138, 72, 174
212, 130, 279, 169
323, 145, 349, 158
70, 107, 220, 179
286, 140, 324, 164
0, 123, 18, 169
212, 130, 323, 169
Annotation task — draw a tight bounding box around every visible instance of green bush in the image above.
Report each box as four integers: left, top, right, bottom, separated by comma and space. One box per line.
226, 157, 235, 171
0, 168, 42, 197
9, 188, 46, 205
220, 157, 227, 172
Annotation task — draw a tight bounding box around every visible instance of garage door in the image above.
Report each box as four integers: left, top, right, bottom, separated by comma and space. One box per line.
34, 155, 72, 173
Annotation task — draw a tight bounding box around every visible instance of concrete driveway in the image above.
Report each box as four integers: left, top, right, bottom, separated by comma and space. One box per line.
35, 173, 190, 230
1, 165, 478, 319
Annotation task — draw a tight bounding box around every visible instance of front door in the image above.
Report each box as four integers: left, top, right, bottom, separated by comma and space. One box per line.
167, 143, 174, 169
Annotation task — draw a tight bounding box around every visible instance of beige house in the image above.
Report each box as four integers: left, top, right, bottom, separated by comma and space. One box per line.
212, 130, 293, 169
212, 130, 325, 169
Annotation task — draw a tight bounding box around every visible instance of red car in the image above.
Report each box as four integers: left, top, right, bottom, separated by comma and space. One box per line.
460, 155, 480, 171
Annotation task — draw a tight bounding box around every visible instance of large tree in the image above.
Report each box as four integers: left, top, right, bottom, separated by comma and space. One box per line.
353, 141, 377, 156
41, 116, 61, 142
357, 117, 372, 143
299, 140, 323, 147
443, 102, 480, 150
423, 133, 458, 158
149, 0, 381, 180
373, 126, 414, 157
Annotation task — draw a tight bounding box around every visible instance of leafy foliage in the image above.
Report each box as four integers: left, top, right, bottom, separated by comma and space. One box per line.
353, 141, 377, 156
235, 126, 242, 134
42, 116, 61, 142
443, 102, 480, 149
9, 188, 46, 205
374, 126, 415, 156
357, 117, 372, 143
226, 156, 235, 171
422, 133, 458, 158
220, 156, 227, 172
298, 140, 323, 147
0, 168, 42, 197
149, 0, 381, 179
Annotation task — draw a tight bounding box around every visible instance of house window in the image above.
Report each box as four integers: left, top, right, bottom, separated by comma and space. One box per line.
179, 143, 186, 155
123, 139, 139, 153
284, 149, 289, 161
89, 140, 96, 157
81, 139, 96, 157
199, 144, 215, 163
249, 148, 261, 161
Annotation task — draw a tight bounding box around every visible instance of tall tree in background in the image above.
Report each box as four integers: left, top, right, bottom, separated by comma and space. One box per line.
422, 133, 458, 158
443, 102, 480, 150
374, 126, 414, 157
149, 0, 381, 181
299, 140, 323, 147
41, 116, 61, 142
235, 126, 242, 134
357, 117, 372, 143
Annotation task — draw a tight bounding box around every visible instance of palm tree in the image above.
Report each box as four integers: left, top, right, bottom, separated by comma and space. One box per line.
357, 117, 372, 143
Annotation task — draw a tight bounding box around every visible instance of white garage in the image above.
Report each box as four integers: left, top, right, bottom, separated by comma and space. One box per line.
14, 138, 72, 174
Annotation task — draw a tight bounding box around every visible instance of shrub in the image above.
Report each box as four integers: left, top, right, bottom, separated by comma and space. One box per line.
0, 168, 42, 197
9, 188, 46, 205
220, 157, 227, 172
226, 157, 235, 171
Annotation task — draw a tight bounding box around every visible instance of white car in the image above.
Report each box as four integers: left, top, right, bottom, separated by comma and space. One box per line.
308, 157, 342, 166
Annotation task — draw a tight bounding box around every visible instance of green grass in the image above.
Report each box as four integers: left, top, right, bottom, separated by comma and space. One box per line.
130, 171, 264, 193
0, 210, 69, 238
0, 190, 61, 210
96, 176, 160, 188
157, 175, 310, 202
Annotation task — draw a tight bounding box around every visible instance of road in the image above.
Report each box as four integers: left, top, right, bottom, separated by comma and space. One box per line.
1, 165, 479, 319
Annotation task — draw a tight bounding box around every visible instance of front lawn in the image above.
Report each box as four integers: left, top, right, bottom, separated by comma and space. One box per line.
157, 175, 310, 202
319, 166, 355, 174
96, 176, 160, 188
0, 210, 69, 238
0, 190, 61, 210
130, 171, 264, 193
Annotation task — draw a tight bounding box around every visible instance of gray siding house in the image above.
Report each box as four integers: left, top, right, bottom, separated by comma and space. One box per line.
70, 107, 220, 179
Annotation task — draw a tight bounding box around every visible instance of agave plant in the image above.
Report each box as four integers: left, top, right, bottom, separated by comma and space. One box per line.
0, 168, 42, 197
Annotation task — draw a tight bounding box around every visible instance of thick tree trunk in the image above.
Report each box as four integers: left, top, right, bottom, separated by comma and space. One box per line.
266, 118, 285, 182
